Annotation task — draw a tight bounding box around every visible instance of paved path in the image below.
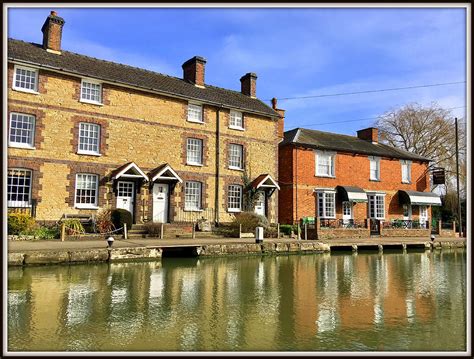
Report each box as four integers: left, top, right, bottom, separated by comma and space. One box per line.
8, 236, 466, 252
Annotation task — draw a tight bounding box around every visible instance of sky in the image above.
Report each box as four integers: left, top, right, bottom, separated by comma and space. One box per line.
7, 6, 467, 136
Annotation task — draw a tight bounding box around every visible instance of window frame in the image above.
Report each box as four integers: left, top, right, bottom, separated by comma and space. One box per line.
228, 143, 244, 170
7, 168, 32, 208
187, 103, 204, 123
369, 156, 381, 181
315, 150, 336, 178
367, 193, 386, 219
186, 138, 203, 166
74, 173, 99, 209
12, 65, 39, 94
184, 181, 202, 211
8, 112, 36, 149
229, 110, 244, 130
80, 78, 103, 105
316, 190, 336, 219
227, 184, 243, 213
401, 160, 412, 184
77, 122, 101, 156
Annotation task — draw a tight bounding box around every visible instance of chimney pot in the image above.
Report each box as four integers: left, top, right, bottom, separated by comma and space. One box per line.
41, 10, 65, 54
271, 97, 278, 109
182, 56, 206, 87
357, 127, 379, 144
240, 72, 257, 98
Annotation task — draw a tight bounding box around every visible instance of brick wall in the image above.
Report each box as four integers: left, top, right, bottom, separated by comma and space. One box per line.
279, 144, 431, 224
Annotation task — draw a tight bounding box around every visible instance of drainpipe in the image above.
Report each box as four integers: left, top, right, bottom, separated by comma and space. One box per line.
214, 106, 221, 225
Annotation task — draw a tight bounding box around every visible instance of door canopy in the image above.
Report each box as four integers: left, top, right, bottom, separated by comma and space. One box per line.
111, 162, 149, 181
149, 163, 183, 183
336, 186, 368, 203
398, 190, 442, 206
251, 174, 280, 197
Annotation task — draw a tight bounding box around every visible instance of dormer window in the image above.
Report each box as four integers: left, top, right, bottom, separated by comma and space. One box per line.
13, 65, 38, 93
80, 79, 102, 104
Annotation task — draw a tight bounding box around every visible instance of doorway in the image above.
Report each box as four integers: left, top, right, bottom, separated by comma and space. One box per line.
153, 183, 169, 223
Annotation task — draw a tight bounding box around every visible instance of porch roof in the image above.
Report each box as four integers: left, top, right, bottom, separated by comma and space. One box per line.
398, 190, 442, 206
251, 174, 280, 190
336, 186, 368, 203
110, 162, 149, 181
148, 163, 183, 183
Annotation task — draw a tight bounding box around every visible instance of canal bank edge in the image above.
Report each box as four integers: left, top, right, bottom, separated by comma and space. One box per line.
7, 240, 467, 266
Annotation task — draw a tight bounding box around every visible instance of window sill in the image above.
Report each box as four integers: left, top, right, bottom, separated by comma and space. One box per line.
186, 162, 203, 167
229, 167, 244, 171
229, 126, 245, 131
187, 119, 205, 124
12, 87, 39, 95
183, 208, 203, 212
401, 181, 411, 184
9, 144, 36, 150
369, 179, 381, 182
228, 209, 242, 213
77, 151, 102, 157
75, 206, 99, 210
316, 175, 336, 178
79, 99, 104, 106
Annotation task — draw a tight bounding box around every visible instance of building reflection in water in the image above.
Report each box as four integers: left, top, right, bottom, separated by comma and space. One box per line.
7, 249, 466, 351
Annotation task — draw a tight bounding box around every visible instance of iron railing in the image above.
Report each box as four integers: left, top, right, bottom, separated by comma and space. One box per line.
320, 219, 366, 229
173, 208, 215, 224
382, 220, 429, 229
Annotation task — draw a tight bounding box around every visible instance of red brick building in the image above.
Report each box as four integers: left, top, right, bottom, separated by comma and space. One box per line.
279, 127, 441, 237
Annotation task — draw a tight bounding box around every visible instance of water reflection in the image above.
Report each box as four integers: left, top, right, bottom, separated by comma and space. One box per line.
8, 249, 466, 352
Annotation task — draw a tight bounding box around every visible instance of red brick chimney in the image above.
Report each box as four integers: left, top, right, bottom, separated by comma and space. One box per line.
182, 56, 206, 87
272, 97, 285, 140
41, 11, 65, 54
357, 127, 379, 143
240, 73, 257, 98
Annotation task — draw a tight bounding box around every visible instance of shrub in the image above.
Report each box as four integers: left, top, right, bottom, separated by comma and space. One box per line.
8, 213, 36, 235
62, 219, 85, 235
95, 208, 114, 234
34, 226, 60, 239
230, 212, 268, 236
111, 209, 133, 233
144, 222, 162, 237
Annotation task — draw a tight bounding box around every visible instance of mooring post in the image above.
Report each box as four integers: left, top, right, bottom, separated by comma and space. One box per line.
304, 223, 308, 240
239, 224, 242, 239
277, 223, 280, 239
123, 223, 128, 240
61, 223, 66, 242
160, 223, 164, 239
192, 221, 196, 239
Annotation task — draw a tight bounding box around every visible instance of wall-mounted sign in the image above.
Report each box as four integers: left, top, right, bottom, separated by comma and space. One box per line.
432, 168, 446, 185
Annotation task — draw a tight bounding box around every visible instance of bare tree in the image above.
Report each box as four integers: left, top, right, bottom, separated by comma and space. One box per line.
376, 102, 466, 195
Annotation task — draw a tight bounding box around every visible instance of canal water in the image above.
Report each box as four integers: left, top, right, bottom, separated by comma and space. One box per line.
8, 249, 466, 352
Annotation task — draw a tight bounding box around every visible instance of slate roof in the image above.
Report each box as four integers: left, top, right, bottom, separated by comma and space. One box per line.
8, 38, 279, 118
282, 128, 430, 162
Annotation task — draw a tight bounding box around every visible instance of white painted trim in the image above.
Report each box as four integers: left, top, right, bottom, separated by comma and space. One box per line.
151, 164, 183, 183
254, 174, 280, 190
80, 78, 103, 105
112, 162, 149, 181
12, 64, 39, 93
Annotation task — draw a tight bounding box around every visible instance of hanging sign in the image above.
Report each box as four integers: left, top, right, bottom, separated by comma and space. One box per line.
432, 168, 446, 185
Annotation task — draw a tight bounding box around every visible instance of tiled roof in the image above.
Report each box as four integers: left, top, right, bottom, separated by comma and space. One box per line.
281, 128, 430, 162
8, 39, 279, 118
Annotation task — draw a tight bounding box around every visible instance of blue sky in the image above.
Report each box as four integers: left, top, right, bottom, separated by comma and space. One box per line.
7, 6, 467, 136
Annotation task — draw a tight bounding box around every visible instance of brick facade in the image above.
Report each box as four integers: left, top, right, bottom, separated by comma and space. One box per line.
279, 143, 432, 227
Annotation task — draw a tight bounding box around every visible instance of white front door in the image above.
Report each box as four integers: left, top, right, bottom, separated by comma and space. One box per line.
153, 183, 169, 223
403, 204, 412, 220
116, 181, 134, 219
254, 191, 266, 217
342, 201, 353, 224
419, 205, 428, 228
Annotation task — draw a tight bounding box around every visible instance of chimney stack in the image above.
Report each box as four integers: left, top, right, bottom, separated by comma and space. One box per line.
357, 127, 379, 144
240, 73, 257, 98
41, 10, 65, 54
182, 56, 206, 88
272, 97, 285, 140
